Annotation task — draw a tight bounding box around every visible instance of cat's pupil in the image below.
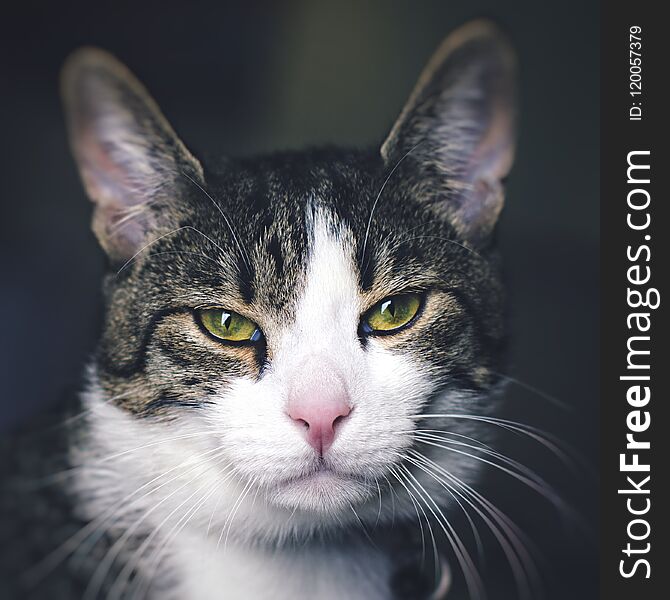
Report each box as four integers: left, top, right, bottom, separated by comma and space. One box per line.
220, 312, 232, 330
381, 300, 395, 318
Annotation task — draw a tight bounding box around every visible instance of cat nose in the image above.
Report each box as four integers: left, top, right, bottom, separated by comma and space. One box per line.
288, 391, 351, 456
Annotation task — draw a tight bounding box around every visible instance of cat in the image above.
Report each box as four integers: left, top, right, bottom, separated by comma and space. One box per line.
1, 19, 516, 600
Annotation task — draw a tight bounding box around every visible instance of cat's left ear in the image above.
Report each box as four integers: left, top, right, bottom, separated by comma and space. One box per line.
381, 21, 517, 244
61, 48, 204, 263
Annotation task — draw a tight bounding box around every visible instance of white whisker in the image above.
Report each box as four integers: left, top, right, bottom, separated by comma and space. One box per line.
82, 451, 228, 600
180, 171, 252, 270
398, 463, 485, 600
360, 141, 424, 273
115, 225, 227, 276
407, 450, 540, 600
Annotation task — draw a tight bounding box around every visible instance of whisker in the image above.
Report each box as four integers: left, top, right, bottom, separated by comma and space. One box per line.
381, 473, 398, 526
82, 452, 228, 600
374, 478, 383, 529
397, 451, 483, 591
75, 449, 228, 564
396, 234, 483, 262
23, 444, 226, 586
407, 450, 540, 600
87, 430, 228, 465
347, 502, 378, 549
360, 141, 424, 274
413, 432, 554, 492
397, 463, 486, 600
122, 470, 231, 600
404, 449, 486, 568
180, 171, 252, 270
397, 468, 442, 592
402, 429, 496, 451
115, 225, 227, 277
34, 389, 138, 433
413, 414, 579, 471
448, 475, 544, 598
26, 428, 228, 489
388, 465, 430, 573
414, 436, 571, 519
218, 478, 253, 552
137, 250, 225, 269
492, 371, 572, 412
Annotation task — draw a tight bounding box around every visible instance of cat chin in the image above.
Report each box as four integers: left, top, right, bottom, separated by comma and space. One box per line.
266, 469, 371, 515
224, 478, 414, 548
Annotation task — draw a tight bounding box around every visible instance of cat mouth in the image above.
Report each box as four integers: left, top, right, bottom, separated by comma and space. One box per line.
269, 465, 370, 512
277, 463, 345, 487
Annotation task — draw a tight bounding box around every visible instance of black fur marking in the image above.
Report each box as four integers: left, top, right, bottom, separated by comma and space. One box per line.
267, 233, 285, 280
237, 251, 256, 304
359, 250, 376, 292
143, 392, 213, 414
97, 307, 191, 379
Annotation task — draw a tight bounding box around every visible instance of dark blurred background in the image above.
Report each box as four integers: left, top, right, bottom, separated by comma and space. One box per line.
1, 1, 598, 598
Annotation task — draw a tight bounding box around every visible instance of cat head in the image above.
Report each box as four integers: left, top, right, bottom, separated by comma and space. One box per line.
63, 20, 516, 543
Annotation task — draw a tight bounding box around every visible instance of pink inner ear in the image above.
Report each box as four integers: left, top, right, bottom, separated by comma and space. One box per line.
91, 203, 147, 263
62, 48, 206, 263
468, 98, 516, 184
455, 177, 504, 239
76, 130, 153, 262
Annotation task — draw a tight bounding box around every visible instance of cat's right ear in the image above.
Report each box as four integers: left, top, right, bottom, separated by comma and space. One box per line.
381, 21, 517, 244
61, 48, 203, 264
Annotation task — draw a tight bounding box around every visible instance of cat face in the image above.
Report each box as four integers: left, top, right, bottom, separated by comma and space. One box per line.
64, 21, 516, 543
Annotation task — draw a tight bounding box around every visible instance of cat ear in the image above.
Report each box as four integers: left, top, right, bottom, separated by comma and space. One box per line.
61, 48, 204, 263
381, 21, 517, 243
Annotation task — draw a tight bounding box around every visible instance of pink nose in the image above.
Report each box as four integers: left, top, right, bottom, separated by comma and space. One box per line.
288, 390, 351, 455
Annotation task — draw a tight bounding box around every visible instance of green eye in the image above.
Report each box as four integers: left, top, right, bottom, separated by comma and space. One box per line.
362, 293, 422, 334
197, 308, 262, 343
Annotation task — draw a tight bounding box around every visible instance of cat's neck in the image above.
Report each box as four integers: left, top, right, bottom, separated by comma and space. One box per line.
169, 530, 392, 600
